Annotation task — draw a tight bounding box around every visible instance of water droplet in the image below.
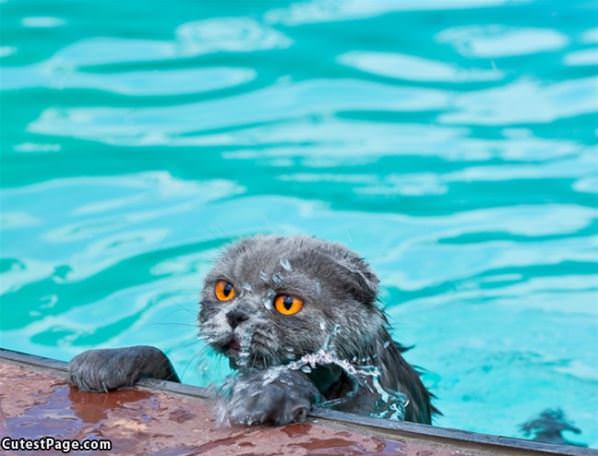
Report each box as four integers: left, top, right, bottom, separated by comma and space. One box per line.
237, 329, 253, 368
280, 258, 292, 271
314, 281, 321, 295
262, 289, 275, 309
272, 272, 283, 284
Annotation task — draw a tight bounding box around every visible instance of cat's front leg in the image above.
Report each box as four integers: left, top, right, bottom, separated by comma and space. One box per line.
223, 369, 320, 426
69, 346, 180, 392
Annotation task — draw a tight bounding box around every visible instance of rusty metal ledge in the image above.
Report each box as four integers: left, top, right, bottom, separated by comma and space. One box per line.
0, 347, 594, 456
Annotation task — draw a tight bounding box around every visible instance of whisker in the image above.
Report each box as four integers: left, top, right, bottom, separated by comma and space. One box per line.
172, 303, 197, 315
179, 343, 212, 381
148, 322, 198, 328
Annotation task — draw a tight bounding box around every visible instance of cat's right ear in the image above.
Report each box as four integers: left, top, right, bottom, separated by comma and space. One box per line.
328, 254, 379, 305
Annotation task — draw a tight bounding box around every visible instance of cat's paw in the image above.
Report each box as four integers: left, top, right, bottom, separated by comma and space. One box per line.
69, 346, 179, 392
223, 369, 319, 426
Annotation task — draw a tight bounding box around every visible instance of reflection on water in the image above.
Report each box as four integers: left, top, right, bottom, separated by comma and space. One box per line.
0, 0, 596, 447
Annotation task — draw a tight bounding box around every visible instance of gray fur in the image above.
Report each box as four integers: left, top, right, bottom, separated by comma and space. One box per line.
221, 369, 320, 426
69, 346, 179, 391
199, 236, 435, 424
69, 235, 435, 425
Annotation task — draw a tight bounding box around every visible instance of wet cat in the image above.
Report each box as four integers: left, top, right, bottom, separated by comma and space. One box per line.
69, 236, 436, 425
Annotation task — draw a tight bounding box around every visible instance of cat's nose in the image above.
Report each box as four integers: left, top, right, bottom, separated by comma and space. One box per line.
226, 309, 249, 329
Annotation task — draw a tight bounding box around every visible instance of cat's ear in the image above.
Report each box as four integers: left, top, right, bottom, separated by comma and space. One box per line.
317, 248, 379, 305
334, 255, 379, 305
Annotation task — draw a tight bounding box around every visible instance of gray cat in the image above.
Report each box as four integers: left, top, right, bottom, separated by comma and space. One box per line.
69, 236, 436, 425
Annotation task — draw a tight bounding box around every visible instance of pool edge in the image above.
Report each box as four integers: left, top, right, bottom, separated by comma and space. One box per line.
0, 346, 593, 456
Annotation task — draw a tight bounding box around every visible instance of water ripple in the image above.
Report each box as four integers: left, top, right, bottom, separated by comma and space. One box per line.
441, 77, 597, 125
1, 66, 256, 95
28, 79, 451, 143
339, 51, 503, 82
437, 26, 568, 58
1, 0, 596, 446
266, 0, 513, 25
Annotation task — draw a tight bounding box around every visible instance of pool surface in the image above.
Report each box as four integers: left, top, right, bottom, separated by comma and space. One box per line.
1, 0, 597, 447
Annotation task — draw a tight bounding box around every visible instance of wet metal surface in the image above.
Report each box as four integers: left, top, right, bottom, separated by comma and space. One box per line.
0, 361, 398, 455
0, 358, 591, 455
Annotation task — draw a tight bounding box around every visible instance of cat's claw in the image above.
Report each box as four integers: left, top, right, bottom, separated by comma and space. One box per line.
68, 346, 180, 392
223, 369, 320, 426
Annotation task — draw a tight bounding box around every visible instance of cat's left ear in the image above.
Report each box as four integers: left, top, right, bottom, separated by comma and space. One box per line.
336, 256, 379, 305
317, 247, 379, 306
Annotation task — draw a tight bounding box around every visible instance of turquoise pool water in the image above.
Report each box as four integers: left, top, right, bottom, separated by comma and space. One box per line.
1, 0, 597, 446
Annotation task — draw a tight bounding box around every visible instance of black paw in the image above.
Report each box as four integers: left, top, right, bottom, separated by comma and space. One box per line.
222, 369, 320, 426
69, 346, 179, 392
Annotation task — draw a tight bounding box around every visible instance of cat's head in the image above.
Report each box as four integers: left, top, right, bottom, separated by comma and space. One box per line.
198, 235, 384, 369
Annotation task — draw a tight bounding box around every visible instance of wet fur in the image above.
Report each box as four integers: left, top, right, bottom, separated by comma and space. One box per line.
200, 236, 435, 424
69, 235, 436, 425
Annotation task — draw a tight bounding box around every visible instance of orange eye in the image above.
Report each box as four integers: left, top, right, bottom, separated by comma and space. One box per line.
273, 294, 304, 316
214, 280, 236, 302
